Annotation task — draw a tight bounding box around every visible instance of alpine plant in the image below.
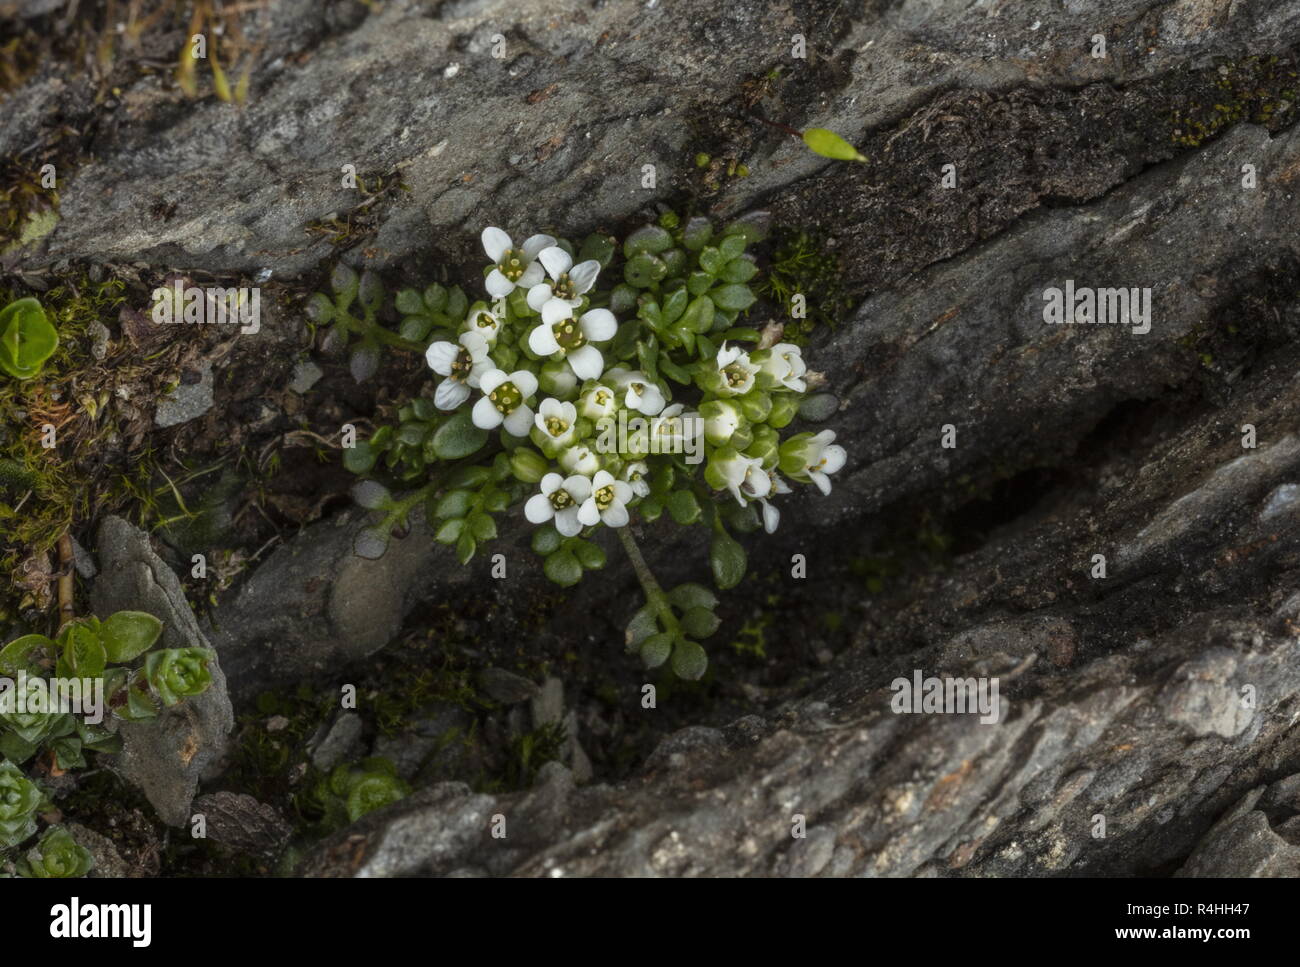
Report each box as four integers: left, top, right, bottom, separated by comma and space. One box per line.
341, 211, 845, 679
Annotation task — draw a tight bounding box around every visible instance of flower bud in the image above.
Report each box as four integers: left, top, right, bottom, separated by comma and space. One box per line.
560, 444, 601, 476
700, 399, 743, 445
539, 358, 578, 399
766, 392, 800, 429
579, 384, 618, 420
509, 447, 550, 483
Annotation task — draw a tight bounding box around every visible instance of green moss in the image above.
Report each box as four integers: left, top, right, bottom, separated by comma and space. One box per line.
757, 228, 852, 343
1169, 54, 1298, 148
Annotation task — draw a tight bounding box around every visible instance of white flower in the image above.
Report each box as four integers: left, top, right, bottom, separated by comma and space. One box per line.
578, 470, 633, 528
482, 228, 555, 298
758, 342, 807, 392
798, 430, 847, 495
526, 246, 601, 324
608, 367, 665, 416
426, 330, 492, 410
701, 399, 742, 445
621, 460, 651, 498
578, 384, 617, 421
756, 474, 792, 534
534, 397, 578, 448
649, 403, 701, 454
715, 451, 770, 506
467, 303, 505, 345
714, 342, 760, 397
524, 473, 592, 537
559, 444, 600, 476
527, 307, 618, 380
471, 368, 539, 436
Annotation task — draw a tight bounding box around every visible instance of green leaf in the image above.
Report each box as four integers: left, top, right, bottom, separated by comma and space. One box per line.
456, 530, 477, 565
625, 605, 659, 649
640, 632, 673, 669
623, 225, 674, 258
666, 489, 701, 525
0, 634, 51, 676
686, 271, 714, 296
354, 527, 389, 560
531, 524, 562, 555
435, 517, 464, 544
305, 292, 335, 323
671, 638, 708, 680
432, 410, 489, 460
435, 489, 475, 519
469, 513, 497, 541
398, 315, 433, 342
667, 583, 718, 612
721, 256, 759, 284
798, 392, 839, 422
698, 246, 725, 276
680, 216, 713, 251
424, 283, 449, 312
709, 284, 757, 312
624, 253, 669, 288
680, 607, 720, 639
543, 549, 583, 587
444, 465, 492, 489
0, 298, 59, 380
100, 611, 164, 663
723, 211, 771, 244
718, 234, 746, 261
342, 440, 377, 474
802, 127, 867, 162
351, 480, 392, 511
610, 284, 639, 315
681, 294, 715, 334
710, 530, 747, 590
394, 288, 425, 315
662, 287, 688, 325
59, 624, 107, 679
579, 233, 617, 267
571, 539, 606, 570
658, 353, 691, 385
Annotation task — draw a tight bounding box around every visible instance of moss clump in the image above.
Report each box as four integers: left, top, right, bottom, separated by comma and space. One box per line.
1169, 54, 1298, 148
756, 228, 852, 343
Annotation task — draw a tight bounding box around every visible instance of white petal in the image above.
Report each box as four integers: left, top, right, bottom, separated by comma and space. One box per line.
425, 341, 457, 375
482, 227, 511, 263
601, 502, 629, 528
538, 397, 561, 418
556, 507, 584, 536
540, 473, 563, 495
640, 385, 665, 416
478, 369, 508, 394
529, 323, 560, 356
485, 268, 514, 298
785, 377, 808, 393
611, 480, 634, 504
434, 379, 470, 410
567, 344, 603, 380
591, 470, 614, 490
460, 330, 488, 354
579, 308, 617, 342
511, 370, 539, 398
717, 342, 741, 367
504, 406, 534, 437
565, 475, 593, 501
576, 499, 600, 527
521, 234, 557, 259
569, 259, 600, 294
820, 445, 847, 474
525, 493, 554, 524
541, 298, 574, 326
517, 263, 544, 289
559, 401, 577, 423
810, 470, 832, 496
526, 283, 553, 312
762, 501, 780, 534
472, 396, 503, 429
538, 246, 572, 279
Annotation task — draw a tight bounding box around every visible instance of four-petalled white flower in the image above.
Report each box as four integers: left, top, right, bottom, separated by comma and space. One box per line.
534, 397, 578, 449
621, 460, 651, 498
482, 228, 555, 299
578, 470, 633, 529
527, 307, 617, 380
426, 330, 492, 410
607, 368, 666, 416
471, 368, 539, 436
758, 342, 807, 392
714, 342, 760, 397
527, 246, 600, 324
716, 451, 770, 507
756, 473, 792, 534
798, 430, 847, 495
524, 473, 592, 537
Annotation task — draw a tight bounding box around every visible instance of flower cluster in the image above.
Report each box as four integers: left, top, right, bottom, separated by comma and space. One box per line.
344, 212, 846, 678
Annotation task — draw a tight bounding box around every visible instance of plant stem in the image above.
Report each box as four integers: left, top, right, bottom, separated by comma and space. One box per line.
56, 530, 74, 629
616, 527, 677, 631
749, 113, 803, 140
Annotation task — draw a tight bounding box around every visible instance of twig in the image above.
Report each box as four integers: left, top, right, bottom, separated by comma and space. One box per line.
56, 531, 75, 629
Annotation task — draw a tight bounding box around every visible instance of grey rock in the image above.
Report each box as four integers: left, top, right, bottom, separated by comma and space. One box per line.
65, 823, 134, 880
90, 517, 235, 827
153, 362, 214, 428
288, 359, 324, 395
478, 667, 539, 705
190, 792, 293, 857
1177, 794, 1300, 877
309, 712, 364, 771
530, 677, 564, 729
